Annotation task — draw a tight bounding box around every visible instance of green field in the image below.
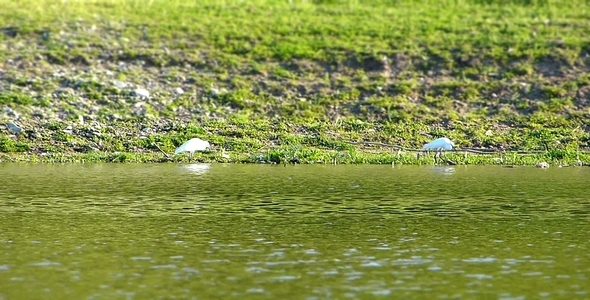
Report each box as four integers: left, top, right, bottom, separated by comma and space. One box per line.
1, 0, 589, 165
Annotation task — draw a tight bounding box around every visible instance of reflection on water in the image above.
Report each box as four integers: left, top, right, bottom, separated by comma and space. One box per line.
181, 163, 211, 175
429, 166, 456, 176
0, 164, 588, 299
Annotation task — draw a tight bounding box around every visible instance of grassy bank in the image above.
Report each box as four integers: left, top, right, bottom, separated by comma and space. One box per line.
1, 0, 589, 165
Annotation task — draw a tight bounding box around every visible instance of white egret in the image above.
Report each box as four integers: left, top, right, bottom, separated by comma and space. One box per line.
423, 137, 455, 163
175, 138, 211, 160
535, 162, 549, 169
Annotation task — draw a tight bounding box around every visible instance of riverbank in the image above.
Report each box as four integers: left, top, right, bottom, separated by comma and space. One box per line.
1, 0, 589, 165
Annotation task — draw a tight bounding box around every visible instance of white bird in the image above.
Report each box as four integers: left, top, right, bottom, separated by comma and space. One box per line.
423, 137, 455, 163
175, 138, 211, 160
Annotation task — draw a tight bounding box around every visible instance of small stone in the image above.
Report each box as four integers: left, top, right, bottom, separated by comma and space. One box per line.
53, 88, 74, 98
134, 88, 150, 99
5, 122, 22, 134
25, 130, 38, 139
3, 107, 20, 119
174, 87, 184, 95
32, 108, 46, 119
132, 105, 148, 116
210, 88, 220, 97
81, 145, 99, 152
106, 70, 115, 77
113, 80, 128, 89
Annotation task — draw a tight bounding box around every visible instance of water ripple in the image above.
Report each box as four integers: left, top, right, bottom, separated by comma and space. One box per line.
0, 164, 589, 299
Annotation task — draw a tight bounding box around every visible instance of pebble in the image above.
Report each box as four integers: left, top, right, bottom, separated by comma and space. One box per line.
174, 87, 184, 95
3, 107, 20, 119
63, 126, 73, 134
210, 88, 220, 97
32, 108, 47, 119
113, 80, 128, 89
209, 87, 227, 98
89, 106, 101, 114
5, 122, 22, 134
134, 88, 150, 99
53, 88, 74, 98
132, 105, 148, 116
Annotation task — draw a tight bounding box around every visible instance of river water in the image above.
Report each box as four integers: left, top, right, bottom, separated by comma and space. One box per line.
0, 164, 588, 299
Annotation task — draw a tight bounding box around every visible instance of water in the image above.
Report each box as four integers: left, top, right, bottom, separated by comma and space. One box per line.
0, 164, 588, 299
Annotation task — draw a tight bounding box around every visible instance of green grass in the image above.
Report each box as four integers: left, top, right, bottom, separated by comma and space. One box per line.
0, 0, 589, 165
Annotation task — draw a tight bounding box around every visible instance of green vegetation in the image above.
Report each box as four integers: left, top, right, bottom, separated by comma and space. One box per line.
0, 0, 589, 165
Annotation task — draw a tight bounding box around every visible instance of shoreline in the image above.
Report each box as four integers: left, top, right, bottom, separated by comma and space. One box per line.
1, 134, 588, 166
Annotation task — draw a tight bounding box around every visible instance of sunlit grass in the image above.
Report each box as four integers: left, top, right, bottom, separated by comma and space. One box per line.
0, 0, 589, 164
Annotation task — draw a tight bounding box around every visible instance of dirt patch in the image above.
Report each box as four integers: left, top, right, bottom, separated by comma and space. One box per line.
575, 85, 590, 108
534, 54, 569, 78
341, 53, 388, 73
287, 59, 334, 75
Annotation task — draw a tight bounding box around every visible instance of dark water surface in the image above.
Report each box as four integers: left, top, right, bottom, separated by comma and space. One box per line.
0, 164, 588, 299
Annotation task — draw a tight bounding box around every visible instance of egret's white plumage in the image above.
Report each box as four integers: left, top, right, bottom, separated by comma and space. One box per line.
175, 138, 211, 160
423, 137, 455, 151
423, 137, 455, 163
